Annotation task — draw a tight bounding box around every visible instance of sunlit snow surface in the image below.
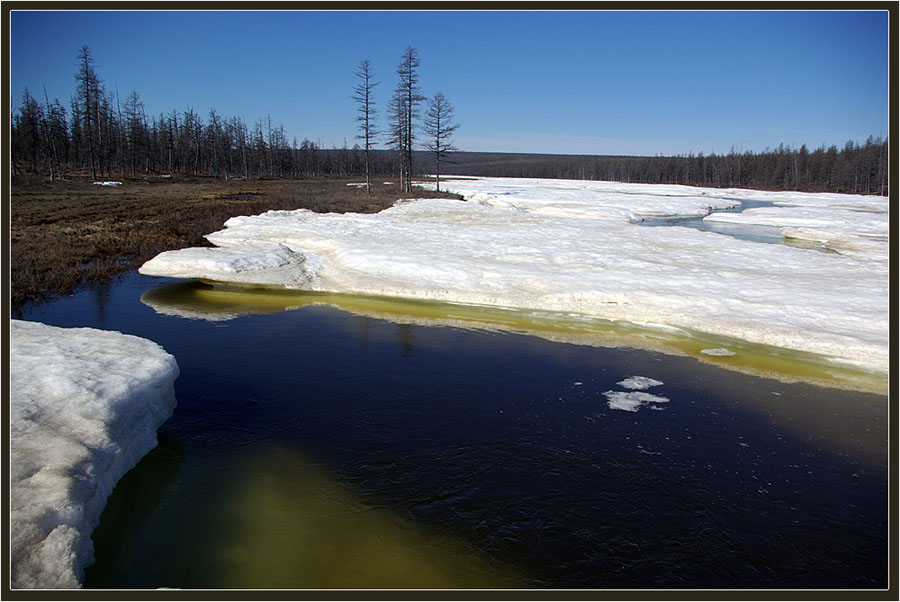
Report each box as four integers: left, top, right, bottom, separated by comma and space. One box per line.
139, 177, 889, 371
10, 321, 179, 588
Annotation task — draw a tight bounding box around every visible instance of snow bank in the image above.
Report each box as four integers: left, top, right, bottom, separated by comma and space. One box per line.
10, 320, 179, 589
139, 177, 889, 372
140, 242, 321, 287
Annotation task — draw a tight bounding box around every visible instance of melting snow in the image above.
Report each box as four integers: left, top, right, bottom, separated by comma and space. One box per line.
139, 176, 889, 372
10, 321, 179, 589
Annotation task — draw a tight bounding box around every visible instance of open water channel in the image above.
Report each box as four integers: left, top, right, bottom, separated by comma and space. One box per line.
17, 271, 888, 590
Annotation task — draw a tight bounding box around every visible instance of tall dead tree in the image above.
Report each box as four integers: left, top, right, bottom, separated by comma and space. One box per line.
423, 92, 459, 192
75, 45, 100, 179
352, 59, 379, 193
395, 47, 424, 193
386, 91, 407, 190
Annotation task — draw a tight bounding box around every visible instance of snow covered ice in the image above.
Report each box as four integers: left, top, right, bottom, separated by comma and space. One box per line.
139, 176, 889, 372
10, 321, 179, 589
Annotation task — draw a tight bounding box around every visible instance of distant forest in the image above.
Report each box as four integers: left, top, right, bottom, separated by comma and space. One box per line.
439, 142, 890, 196
10, 46, 889, 196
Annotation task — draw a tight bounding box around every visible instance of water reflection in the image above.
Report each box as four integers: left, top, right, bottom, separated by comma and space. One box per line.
141, 280, 887, 394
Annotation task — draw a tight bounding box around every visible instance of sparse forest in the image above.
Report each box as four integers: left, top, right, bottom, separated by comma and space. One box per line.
10, 45, 888, 196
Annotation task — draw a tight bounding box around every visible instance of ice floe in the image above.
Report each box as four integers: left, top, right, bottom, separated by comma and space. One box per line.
604, 390, 671, 412
700, 348, 738, 357
10, 320, 179, 589
139, 177, 889, 372
605, 375, 669, 412
617, 376, 665, 390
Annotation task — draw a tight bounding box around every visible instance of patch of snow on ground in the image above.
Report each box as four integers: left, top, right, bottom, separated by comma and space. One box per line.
139, 176, 889, 372
10, 321, 179, 589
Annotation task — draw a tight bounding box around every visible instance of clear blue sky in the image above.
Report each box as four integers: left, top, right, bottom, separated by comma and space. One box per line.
9, 9, 890, 156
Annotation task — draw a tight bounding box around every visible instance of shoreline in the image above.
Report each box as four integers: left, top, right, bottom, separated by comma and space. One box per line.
137, 277, 889, 396
10, 176, 460, 315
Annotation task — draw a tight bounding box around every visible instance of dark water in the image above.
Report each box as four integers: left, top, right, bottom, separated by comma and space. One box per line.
17, 272, 889, 590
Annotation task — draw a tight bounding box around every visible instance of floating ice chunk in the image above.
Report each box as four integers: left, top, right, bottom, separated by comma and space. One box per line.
10, 320, 179, 589
700, 348, 737, 356
617, 376, 664, 390
604, 390, 670, 412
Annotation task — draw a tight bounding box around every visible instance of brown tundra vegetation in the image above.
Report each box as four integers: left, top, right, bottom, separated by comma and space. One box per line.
9, 173, 461, 314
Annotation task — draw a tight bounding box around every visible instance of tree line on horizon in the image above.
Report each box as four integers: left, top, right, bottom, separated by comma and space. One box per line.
439, 140, 890, 196
10, 45, 888, 196
10, 44, 461, 188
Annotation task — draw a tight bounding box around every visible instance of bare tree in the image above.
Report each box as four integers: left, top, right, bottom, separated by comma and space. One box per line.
124, 90, 145, 177
385, 90, 407, 190
75, 45, 101, 179
395, 46, 425, 192
423, 92, 459, 192
352, 59, 379, 193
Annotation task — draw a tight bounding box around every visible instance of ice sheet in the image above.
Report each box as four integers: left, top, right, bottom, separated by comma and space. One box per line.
10, 320, 179, 589
139, 177, 889, 371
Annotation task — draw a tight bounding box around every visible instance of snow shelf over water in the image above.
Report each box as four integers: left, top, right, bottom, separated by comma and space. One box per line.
139, 177, 889, 372
10, 320, 179, 589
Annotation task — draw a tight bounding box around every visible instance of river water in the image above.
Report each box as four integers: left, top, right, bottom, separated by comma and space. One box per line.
17, 271, 888, 590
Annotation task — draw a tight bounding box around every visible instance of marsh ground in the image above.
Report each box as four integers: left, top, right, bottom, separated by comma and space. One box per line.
9, 174, 460, 313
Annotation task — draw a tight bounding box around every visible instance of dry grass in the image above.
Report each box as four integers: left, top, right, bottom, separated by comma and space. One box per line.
9, 175, 460, 314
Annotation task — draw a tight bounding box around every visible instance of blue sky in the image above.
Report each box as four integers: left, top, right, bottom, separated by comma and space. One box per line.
9, 9, 890, 156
